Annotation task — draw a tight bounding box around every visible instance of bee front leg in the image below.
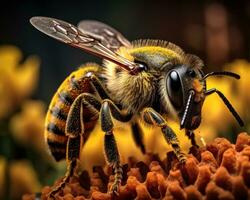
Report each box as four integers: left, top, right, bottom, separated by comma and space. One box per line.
141, 108, 186, 163
49, 93, 101, 199
100, 100, 132, 195
86, 73, 111, 100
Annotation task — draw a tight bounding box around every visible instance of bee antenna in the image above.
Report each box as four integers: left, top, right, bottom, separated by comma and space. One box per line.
202, 71, 240, 80
180, 90, 195, 129
205, 88, 244, 127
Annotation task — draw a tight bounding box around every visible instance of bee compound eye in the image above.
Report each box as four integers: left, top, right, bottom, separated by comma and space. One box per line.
167, 70, 183, 108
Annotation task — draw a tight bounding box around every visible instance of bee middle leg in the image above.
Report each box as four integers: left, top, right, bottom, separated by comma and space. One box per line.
185, 129, 199, 147
131, 121, 146, 154
141, 108, 186, 163
100, 99, 132, 195
49, 93, 101, 199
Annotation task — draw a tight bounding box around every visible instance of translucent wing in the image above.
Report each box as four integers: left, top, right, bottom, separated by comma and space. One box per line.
78, 20, 131, 51
30, 16, 136, 71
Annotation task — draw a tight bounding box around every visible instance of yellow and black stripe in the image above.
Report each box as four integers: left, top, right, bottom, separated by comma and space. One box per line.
45, 63, 102, 161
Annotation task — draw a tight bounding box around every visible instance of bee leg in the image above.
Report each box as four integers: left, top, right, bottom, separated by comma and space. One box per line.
100, 100, 132, 195
49, 139, 80, 199
185, 129, 199, 147
49, 93, 101, 199
142, 108, 186, 163
131, 122, 146, 154
86, 73, 111, 99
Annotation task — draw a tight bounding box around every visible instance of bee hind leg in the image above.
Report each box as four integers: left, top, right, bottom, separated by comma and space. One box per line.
142, 108, 186, 163
48, 141, 79, 199
49, 93, 101, 199
100, 99, 132, 195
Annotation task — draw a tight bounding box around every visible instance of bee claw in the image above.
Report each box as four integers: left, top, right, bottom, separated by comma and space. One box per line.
109, 183, 120, 196
178, 153, 187, 164
48, 194, 56, 200
180, 159, 187, 164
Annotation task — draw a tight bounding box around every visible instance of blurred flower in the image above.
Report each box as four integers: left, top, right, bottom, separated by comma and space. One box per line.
9, 100, 47, 154
144, 120, 193, 159
80, 120, 202, 170
224, 59, 250, 121
0, 156, 6, 199
0, 158, 41, 200
80, 122, 144, 172
10, 160, 41, 200
193, 59, 250, 141
201, 75, 238, 132
0, 45, 40, 119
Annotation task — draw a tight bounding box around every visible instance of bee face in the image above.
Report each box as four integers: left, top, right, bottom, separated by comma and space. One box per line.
165, 65, 206, 130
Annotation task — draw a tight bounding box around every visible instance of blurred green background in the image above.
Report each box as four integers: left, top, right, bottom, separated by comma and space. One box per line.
0, 0, 250, 199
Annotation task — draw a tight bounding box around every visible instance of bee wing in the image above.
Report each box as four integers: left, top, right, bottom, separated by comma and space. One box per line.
30, 16, 136, 71
77, 20, 131, 51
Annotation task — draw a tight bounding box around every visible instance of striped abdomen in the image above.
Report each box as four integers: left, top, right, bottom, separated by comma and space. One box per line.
45, 64, 101, 161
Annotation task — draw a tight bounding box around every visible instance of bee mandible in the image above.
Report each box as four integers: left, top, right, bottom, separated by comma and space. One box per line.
30, 16, 244, 198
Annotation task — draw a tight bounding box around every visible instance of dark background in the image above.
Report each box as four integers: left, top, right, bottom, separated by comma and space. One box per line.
0, 0, 249, 104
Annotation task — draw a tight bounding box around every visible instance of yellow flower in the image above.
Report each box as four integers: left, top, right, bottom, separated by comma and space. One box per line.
193, 59, 250, 141
0, 45, 40, 119
224, 60, 250, 120
10, 160, 41, 200
9, 100, 47, 154
201, 76, 239, 132
0, 158, 41, 200
143, 120, 191, 158
80, 119, 204, 171
80, 122, 143, 171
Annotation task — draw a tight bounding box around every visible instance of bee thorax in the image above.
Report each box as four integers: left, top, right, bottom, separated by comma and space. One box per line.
105, 67, 157, 113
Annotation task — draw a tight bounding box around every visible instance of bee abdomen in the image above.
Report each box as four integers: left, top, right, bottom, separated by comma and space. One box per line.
58, 91, 74, 106
47, 139, 67, 161
46, 122, 65, 136
49, 107, 67, 121
45, 63, 102, 161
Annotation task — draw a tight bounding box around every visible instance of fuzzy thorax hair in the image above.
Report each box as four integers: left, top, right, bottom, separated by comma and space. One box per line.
104, 60, 158, 114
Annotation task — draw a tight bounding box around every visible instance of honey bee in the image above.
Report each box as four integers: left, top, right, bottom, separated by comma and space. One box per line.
30, 16, 244, 198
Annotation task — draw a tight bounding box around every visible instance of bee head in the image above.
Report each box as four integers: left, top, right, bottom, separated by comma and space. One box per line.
165, 64, 206, 130
124, 40, 206, 130
105, 40, 206, 119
